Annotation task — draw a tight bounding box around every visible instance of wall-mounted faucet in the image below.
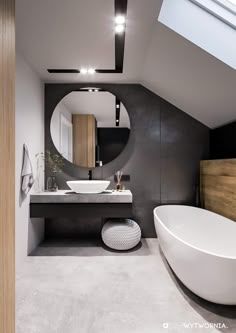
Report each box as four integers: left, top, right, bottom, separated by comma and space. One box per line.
88, 170, 92, 180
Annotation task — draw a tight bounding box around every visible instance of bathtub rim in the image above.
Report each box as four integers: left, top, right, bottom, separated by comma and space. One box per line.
154, 205, 236, 260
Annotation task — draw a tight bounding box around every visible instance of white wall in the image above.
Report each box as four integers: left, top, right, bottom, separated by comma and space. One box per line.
15, 53, 45, 270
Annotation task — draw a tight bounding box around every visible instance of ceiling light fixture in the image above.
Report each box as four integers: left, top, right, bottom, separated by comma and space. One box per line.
48, 0, 128, 75
88, 68, 96, 74
115, 15, 125, 24
115, 24, 125, 33
80, 68, 96, 75
116, 104, 120, 108
80, 68, 88, 74
89, 89, 93, 92
94, 89, 99, 92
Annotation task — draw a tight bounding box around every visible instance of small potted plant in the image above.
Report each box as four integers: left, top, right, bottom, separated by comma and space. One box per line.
45, 150, 64, 191
36, 150, 64, 192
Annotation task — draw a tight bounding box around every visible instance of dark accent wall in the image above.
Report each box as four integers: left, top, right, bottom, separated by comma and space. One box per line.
210, 121, 236, 159
45, 84, 209, 237
97, 128, 130, 164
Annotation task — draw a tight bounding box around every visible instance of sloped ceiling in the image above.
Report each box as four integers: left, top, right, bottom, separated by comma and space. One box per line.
142, 22, 236, 128
16, 0, 236, 128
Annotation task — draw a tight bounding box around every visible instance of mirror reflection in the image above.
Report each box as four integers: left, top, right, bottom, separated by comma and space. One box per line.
50, 89, 130, 167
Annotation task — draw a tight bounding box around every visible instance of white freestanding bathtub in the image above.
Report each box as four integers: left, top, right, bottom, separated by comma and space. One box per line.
154, 205, 236, 305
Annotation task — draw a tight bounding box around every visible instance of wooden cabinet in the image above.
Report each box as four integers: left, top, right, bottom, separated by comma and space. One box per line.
72, 114, 96, 167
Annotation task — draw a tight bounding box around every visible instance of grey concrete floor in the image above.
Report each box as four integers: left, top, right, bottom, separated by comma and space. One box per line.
16, 239, 236, 333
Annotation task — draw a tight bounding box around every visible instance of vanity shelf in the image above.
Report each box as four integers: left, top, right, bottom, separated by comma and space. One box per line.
30, 190, 133, 219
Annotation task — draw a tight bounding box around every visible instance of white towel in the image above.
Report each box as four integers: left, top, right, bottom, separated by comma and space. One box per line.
21, 144, 34, 195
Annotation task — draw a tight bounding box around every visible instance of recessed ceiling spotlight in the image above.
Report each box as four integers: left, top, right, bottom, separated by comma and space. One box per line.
94, 89, 99, 92
115, 15, 125, 25
116, 104, 120, 108
88, 68, 96, 74
80, 68, 88, 74
116, 119, 119, 123
89, 89, 93, 92
115, 24, 125, 33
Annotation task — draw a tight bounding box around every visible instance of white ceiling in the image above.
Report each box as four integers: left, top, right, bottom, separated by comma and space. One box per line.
16, 0, 236, 128
16, 0, 115, 72
61, 91, 130, 127
16, 0, 160, 83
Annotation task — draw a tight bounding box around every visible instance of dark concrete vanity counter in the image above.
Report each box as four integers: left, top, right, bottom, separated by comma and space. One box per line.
30, 190, 132, 204
30, 190, 133, 219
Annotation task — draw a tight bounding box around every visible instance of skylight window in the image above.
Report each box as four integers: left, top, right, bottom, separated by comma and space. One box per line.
190, 0, 236, 28
227, 0, 236, 5
213, 0, 236, 14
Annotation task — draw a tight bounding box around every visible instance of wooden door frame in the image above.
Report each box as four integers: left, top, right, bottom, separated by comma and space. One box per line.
0, 0, 15, 332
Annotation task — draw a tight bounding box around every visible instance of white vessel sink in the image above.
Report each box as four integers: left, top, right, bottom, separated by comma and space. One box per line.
67, 180, 110, 194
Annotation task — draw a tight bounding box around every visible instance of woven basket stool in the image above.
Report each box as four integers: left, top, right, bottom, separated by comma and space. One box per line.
102, 219, 141, 250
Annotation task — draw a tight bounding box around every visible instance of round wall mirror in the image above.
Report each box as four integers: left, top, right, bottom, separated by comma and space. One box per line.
50, 88, 130, 168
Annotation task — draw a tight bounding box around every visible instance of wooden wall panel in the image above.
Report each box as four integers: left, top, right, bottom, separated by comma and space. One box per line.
200, 159, 236, 221
0, 0, 15, 332
72, 115, 95, 168
87, 115, 95, 168
73, 115, 87, 167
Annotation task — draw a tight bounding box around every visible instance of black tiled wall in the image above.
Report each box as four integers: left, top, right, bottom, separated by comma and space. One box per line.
45, 84, 209, 237
210, 121, 236, 159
